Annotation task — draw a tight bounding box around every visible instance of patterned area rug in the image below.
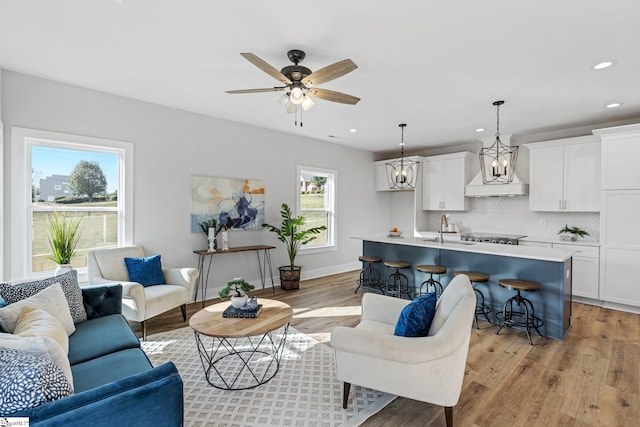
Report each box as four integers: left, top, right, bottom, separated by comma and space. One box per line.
142, 326, 396, 427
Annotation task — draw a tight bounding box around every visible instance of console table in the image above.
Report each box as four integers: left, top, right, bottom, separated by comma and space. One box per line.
193, 245, 276, 307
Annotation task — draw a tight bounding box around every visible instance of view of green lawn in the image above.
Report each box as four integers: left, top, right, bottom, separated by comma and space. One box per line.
300, 192, 329, 244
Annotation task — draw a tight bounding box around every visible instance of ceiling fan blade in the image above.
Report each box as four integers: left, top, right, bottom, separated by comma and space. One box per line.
307, 88, 360, 105
240, 53, 292, 85
301, 59, 357, 87
226, 87, 286, 94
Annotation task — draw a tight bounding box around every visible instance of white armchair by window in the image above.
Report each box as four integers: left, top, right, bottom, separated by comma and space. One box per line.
331, 274, 476, 427
87, 245, 199, 340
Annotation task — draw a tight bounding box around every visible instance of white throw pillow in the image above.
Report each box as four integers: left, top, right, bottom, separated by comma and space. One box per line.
0, 283, 75, 335
15, 305, 69, 355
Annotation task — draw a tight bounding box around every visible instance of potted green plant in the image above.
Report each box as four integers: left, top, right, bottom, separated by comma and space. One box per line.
262, 203, 326, 290
558, 224, 590, 241
46, 212, 82, 275
218, 277, 255, 308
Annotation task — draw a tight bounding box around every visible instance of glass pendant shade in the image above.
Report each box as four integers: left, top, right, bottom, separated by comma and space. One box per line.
301, 95, 314, 111
385, 124, 419, 189
479, 100, 519, 184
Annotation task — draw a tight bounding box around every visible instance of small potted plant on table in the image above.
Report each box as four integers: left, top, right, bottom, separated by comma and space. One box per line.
262, 203, 326, 291
218, 277, 255, 308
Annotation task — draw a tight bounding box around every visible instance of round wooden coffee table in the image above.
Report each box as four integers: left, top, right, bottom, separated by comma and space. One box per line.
189, 298, 293, 390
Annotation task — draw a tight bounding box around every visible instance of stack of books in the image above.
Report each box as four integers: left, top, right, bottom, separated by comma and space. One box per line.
222, 304, 263, 318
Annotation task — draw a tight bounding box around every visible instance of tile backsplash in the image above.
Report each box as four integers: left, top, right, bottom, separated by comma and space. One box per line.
425, 196, 600, 241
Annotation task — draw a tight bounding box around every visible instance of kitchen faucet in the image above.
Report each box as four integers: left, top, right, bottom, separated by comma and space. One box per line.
439, 214, 448, 244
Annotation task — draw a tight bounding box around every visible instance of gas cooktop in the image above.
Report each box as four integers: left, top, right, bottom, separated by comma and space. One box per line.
460, 232, 526, 245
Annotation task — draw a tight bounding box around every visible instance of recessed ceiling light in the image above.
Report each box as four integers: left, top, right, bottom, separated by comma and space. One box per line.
349, 128, 357, 133
475, 128, 485, 132
593, 61, 614, 70
605, 102, 623, 109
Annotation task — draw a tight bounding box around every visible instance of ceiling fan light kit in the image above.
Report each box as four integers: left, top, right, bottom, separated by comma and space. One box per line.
226, 49, 360, 126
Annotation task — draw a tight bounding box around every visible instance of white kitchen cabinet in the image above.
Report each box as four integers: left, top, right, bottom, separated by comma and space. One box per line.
421, 152, 473, 211
526, 136, 600, 212
595, 124, 640, 189
374, 156, 421, 192
554, 243, 599, 300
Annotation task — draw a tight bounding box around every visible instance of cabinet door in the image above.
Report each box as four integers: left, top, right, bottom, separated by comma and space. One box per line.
442, 158, 468, 210
564, 142, 600, 211
601, 133, 640, 189
571, 256, 599, 299
422, 160, 443, 210
529, 146, 564, 211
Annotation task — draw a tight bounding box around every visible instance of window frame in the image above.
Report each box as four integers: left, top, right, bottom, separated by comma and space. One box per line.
296, 165, 337, 253
11, 127, 134, 282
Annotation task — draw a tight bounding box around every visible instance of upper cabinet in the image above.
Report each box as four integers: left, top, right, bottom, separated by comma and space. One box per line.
374, 156, 421, 191
595, 125, 640, 190
422, 152, 473, 211
525, 135, 600, 212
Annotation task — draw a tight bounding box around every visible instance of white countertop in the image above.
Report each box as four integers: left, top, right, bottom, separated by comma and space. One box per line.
353, 234, 574, 262
519, 236, 599, 247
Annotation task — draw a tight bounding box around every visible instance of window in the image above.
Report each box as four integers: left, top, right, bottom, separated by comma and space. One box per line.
296, 165, 336, 251
11, 127, 133, 280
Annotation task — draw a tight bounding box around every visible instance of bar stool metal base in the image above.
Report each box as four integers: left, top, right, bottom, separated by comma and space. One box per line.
355, 256, 384, 295
417, 265, 446, 299
454, 271, 492, 329
385, 261, 413, 300
495, 291, 544, 345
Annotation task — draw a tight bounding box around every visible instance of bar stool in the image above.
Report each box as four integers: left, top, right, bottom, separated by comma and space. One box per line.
384, 260, 413, 300
416, 264, 446, 299
453, 271, 492, 329
495, 279, 544, 345
354, 256, 384, 294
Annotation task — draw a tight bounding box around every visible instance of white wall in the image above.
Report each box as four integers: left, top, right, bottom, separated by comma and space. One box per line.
1, 71, 386, 295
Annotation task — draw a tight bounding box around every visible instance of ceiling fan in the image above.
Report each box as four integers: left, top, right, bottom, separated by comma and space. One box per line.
226, 49, 360, 120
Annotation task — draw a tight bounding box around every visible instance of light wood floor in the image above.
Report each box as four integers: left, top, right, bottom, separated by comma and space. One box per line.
147, 271, 640, 427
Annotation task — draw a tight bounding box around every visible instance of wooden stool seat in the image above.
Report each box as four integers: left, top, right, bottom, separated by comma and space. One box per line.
416, 265, 446, 275
498, 279, 541, 292
358, 255, 382, 263
384, 261, 412, 270
454, 271, 489, 282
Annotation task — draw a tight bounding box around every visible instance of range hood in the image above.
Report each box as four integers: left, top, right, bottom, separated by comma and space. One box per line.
465, 134, 529, 197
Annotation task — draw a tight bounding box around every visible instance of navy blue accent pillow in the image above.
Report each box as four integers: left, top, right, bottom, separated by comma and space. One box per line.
124, 255, 166, 287
394, 292, 438, 337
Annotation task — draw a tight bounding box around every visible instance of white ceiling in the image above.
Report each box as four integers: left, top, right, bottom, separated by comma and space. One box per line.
1, 0, 639, 154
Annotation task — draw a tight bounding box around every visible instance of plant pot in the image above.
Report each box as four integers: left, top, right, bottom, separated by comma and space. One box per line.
279, 266, 302, 291
54, 264, 73, 276
560, 233, 578, 241
230, 294, 248, 308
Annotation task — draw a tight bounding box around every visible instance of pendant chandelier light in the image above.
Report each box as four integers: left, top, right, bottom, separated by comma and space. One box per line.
385, 123, 420, 189
479, 100, 519, 184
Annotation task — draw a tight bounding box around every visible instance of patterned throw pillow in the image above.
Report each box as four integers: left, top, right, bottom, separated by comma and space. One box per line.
124, 254, 166, 287
394, 292, 438, 337
0, 348, 73, 416
0, 270, 87, 324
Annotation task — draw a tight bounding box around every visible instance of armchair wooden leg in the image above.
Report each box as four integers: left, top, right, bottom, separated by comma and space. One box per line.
141, 320, 147, 341
180, 304, 187, 322
342, 382, 351, 409
444, 406, 453, 427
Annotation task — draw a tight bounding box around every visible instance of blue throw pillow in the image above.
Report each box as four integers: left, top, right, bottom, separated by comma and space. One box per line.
124, 255, 166, 287
394, 292, 437, 337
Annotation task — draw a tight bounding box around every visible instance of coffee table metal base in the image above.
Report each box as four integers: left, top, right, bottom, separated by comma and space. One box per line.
194, 324, 290, 390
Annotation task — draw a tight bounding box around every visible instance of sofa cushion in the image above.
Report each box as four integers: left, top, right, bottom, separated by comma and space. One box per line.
0, 270, 87, 324
0, 348, 73, 416
0, 283, 75, 335
394, 292, 437, 337
0, 332, 73, 386
124, 254, 166, 287
68, 314, 140, 365
71, 348, 152, 393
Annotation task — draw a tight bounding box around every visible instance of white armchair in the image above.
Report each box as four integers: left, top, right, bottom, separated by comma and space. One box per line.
331, 274, 476, 427
87, 245, 199, 339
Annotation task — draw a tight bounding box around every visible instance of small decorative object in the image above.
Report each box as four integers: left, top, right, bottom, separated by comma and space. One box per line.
218, 277, 255, 308
262, 203, 327, 290
244, 296, 258, 311
558, 224, 590, 241
199, 218, 218, 251
46, 212, 82, 275
221, 231, 229, 251
387, 227, 402, 237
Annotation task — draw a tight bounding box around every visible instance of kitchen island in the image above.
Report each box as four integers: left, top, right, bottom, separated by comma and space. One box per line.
354, 235, 574, 340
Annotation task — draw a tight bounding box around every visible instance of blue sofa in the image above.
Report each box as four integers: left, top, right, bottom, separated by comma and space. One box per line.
9, 284, 184, 426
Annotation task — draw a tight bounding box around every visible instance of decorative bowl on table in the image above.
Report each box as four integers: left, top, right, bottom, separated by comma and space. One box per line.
387, 230, 403, 237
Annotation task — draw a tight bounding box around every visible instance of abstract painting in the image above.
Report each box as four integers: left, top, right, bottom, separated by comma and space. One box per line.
191, 176, 265, 233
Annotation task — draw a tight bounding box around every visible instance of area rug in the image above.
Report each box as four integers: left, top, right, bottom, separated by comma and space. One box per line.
141, 326, 396, 427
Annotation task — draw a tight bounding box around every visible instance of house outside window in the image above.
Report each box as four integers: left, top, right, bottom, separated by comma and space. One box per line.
11, 127, 133, 279
297, 165, 336, 252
